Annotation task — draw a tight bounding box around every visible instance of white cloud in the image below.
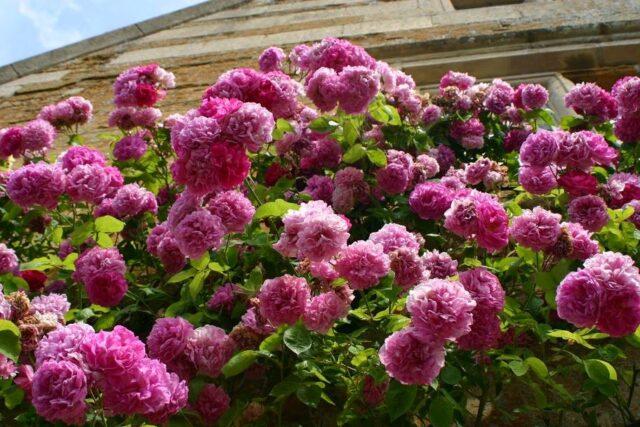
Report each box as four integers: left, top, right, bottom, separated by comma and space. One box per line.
17, 0, 84, 50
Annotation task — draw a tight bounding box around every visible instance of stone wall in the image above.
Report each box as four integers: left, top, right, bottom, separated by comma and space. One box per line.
0, 0, 638, 151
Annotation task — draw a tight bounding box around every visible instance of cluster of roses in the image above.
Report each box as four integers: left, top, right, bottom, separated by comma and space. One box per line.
25, 324, 187, 425
556, 252, 640, 337
5, 145, 156, 219
563, 78, 640, 144
510, 207, 599, 261
518, 128, 617, 196
147, 188, 255, 272
380, 268, 505, 385
72, 247, 128, 307
0, 95, 91, 160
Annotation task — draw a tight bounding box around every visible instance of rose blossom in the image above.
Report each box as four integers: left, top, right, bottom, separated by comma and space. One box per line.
407, 278, 476, 341
206, 190, 255, 233
185, 326, 235, 377
568, 195, 609, 232
32, 360, 87, 425
510, 207, 562, 251
258, 275, 310, 326
379, 327, 445, 385
334, 241, 390, 290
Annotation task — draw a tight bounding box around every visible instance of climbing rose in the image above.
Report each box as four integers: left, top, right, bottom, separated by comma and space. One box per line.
510, 207, 562, 252
305, 67, 340, 111
389, 248, 427, 290
334, 240, 390, 290
185, 325, 235, 377
336, 66, 380, 114
274, 200, 349, 262
459, 268, 506, 313
173, 209, 226, 259
407, 279, 476, 342
303, 291, 350, 333
258, 275, 310, 326
379, 328, 445, 385
73, 247, 126, 285
567, 195, 609, 232
207, 283, 236, 312
422, 250, 458, 279
519, 165, 557, 195
457, 309, 502, 351
39, 96, 93, 129
559, 222, 598, 261
368, 223, 421, 254
65, 163, 111, 203
519, 130, 558, 167
194, 384, 230, 424
557, 170, 599, 197
0, 243, 18, 274
32, 360, 87, 425
30, 294, 70, 321
80, 325, 146, 376
564, 82, 617, 122
7, 162, 66, 209
258, 46, 286, 72
147, 317, 194, 366
513, 83, 548, 110
35, 323, 94, 369
113, 133, 148, 161
557, 252, 640, 336
206, 190, 255, 233
409, 182, 453, 220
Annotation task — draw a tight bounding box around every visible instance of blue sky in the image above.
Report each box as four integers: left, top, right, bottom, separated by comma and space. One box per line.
0, 0, 203, 66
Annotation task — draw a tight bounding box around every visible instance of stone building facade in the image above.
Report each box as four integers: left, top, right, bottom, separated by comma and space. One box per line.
0, 0, 638, 150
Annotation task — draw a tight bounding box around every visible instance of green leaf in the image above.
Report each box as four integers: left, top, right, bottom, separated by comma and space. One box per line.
94, 215, 125, 233
208, 262, 229, 273
538, 108, 556, 127
190, 252, 210, 271
368, 96, 402, 125
525, 357, 549, 379
254, 199, 300, 220
61, 253, 78, 271
366, 148, 387, 167
272, 118, 294, 140
165, 300, 189, 317
189, 270, 208, 300
71, 221, 94, 246
283, 323, 312, 355
19, 257, 53, 271
96, 232, 113, 248
547, 329, 595, 349
509, 360, 529, 377
440, 365, 462, 385
0, 319, 21, 361
584, 359, 617, 384
50, 226, 64, 244
429, 395, 454, 427
167, 268, 196, 284
342, 144, 366, 164
94, 311, 116, 331
385, 381, 417, 421
3, 386, 24, 409
271, 377, 301, 398
308, 117, 337, 133
222, 350, 259, 377
297, 384, 322, 407
342, 118, 360, 145
259, 332, 283, 352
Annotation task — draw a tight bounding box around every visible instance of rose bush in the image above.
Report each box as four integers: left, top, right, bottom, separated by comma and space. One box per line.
0, 37, 639, 426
